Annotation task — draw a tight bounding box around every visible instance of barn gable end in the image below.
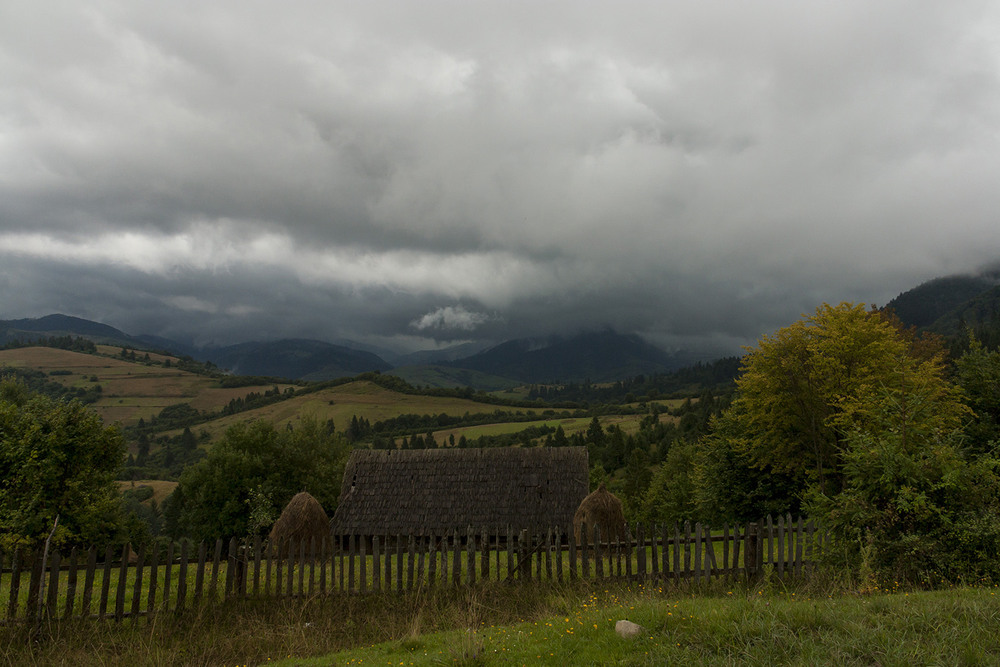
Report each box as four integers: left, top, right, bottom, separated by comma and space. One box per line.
331, 447, 589, 535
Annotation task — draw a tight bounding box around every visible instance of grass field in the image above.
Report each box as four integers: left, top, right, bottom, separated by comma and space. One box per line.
170, 380, 585, 440
2, 346, 682, 456
417, 411, 675, 447
0, 347, 292, 427
3, 576, 998, 666
274, 584, 1000, 666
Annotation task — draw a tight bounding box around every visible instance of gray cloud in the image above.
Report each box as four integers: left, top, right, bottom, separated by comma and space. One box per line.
2, 1, 1000, 355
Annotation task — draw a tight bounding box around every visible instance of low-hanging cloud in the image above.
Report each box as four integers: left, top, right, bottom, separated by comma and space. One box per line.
2, 1, 1000, 355
410, 306, 495, 332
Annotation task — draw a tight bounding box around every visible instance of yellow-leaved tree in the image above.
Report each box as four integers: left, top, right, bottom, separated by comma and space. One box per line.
733, 302, 963, 496
723, 302, 1000, 583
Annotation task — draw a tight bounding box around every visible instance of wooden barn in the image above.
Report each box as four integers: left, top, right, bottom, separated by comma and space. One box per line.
331, 447, 589, 536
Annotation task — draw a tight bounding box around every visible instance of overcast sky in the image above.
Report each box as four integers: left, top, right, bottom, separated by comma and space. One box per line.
2, 1, 1000, 354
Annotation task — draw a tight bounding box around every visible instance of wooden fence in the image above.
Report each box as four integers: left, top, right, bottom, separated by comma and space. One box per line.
1, 515, 818, 625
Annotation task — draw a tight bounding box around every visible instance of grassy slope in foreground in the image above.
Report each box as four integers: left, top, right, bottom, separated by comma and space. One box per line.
274, 585, 1000, 666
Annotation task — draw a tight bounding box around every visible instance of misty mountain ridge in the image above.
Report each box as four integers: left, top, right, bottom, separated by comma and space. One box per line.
886, 265, 1000, 335
1, 315, 684, 384
444, 330, 684, 383
1, 314, 145, 347
9, 262, 1000, 385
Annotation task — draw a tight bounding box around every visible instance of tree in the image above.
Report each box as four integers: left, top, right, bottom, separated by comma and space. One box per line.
733, 302, 956, 495
717, 302, 993, 582
955, 338, 1000, 455
641, 442, 697, 525
621, 447, 652, 520
0, 378, 127, 550
807, 376, 1000, 583
164, 418, 350, 542
690, 410, 802, 525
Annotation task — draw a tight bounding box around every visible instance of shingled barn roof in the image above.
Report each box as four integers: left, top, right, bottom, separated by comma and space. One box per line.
331, 447, 589, 535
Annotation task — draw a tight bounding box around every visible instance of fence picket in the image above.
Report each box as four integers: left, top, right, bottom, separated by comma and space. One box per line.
722, 525, 730, 579
705, 529, 718, 576
146, 545, 160, 623
146, 545, 158, 624
309, 537, 317, 596
320, 537, 329, 595
661, 525, 669, 580
555, 527, 563, 583
694, 524, 702, 582
162, 542, 173, 614
796, 517, 804, 576
131, 544, 145, 618
346, 536, 354, 594
8, 549, 22, 621
427, 533, 436, 588
594, 524, 604, 579
395, 534, 403, 593
545, 528, 553, 582
64, 548, 78, 619
358, 537, 368, 593
777, 516, 785, 577
372, 536, 380, 593
409, 534, 418, 590
254, 535, 263, 597
99, 545, 113, 618
672, 524, 680, 582
177, 541, 189, 613
45, 550, 61, 621
482, 528, 490, 582
417, 534, 426, 589
385, 535, 394, 592
195, 542, 207, 602
467, 527, 476, 586
114, 544, 130, 621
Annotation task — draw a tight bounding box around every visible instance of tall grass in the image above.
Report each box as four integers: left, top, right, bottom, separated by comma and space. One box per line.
3, 573, 999, 666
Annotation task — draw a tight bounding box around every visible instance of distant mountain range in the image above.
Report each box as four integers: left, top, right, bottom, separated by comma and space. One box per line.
0, 315, 686, 385
7, 267, 999, 386
441, 330, 681, 383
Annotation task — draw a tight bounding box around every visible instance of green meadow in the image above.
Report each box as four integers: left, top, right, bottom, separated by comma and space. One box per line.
4, 578, 999, 666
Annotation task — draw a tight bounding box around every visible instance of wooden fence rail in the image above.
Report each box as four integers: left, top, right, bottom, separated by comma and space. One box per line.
0, 515, 818, 625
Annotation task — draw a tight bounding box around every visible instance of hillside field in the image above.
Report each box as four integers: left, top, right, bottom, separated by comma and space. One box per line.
2, 345, 680, 454
0, 346, 294, 426
166, 379, 548, 439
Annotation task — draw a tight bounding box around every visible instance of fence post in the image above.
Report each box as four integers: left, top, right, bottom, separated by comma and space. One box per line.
744, 522, 759, 581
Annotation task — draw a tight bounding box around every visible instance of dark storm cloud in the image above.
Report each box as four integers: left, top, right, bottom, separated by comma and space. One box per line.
2, 0, 1000, 354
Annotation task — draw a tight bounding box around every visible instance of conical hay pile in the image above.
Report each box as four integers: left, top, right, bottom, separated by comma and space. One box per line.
268, 491, 330, 551
573, 483, 627, 545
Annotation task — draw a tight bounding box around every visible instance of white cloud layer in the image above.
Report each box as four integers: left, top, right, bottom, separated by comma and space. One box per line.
410, 306, 494, 332
2, 0, 1000, 352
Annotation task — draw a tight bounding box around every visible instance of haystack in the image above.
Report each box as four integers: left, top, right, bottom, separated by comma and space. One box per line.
269, 491, 330, 553
573, 483, 627, 545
